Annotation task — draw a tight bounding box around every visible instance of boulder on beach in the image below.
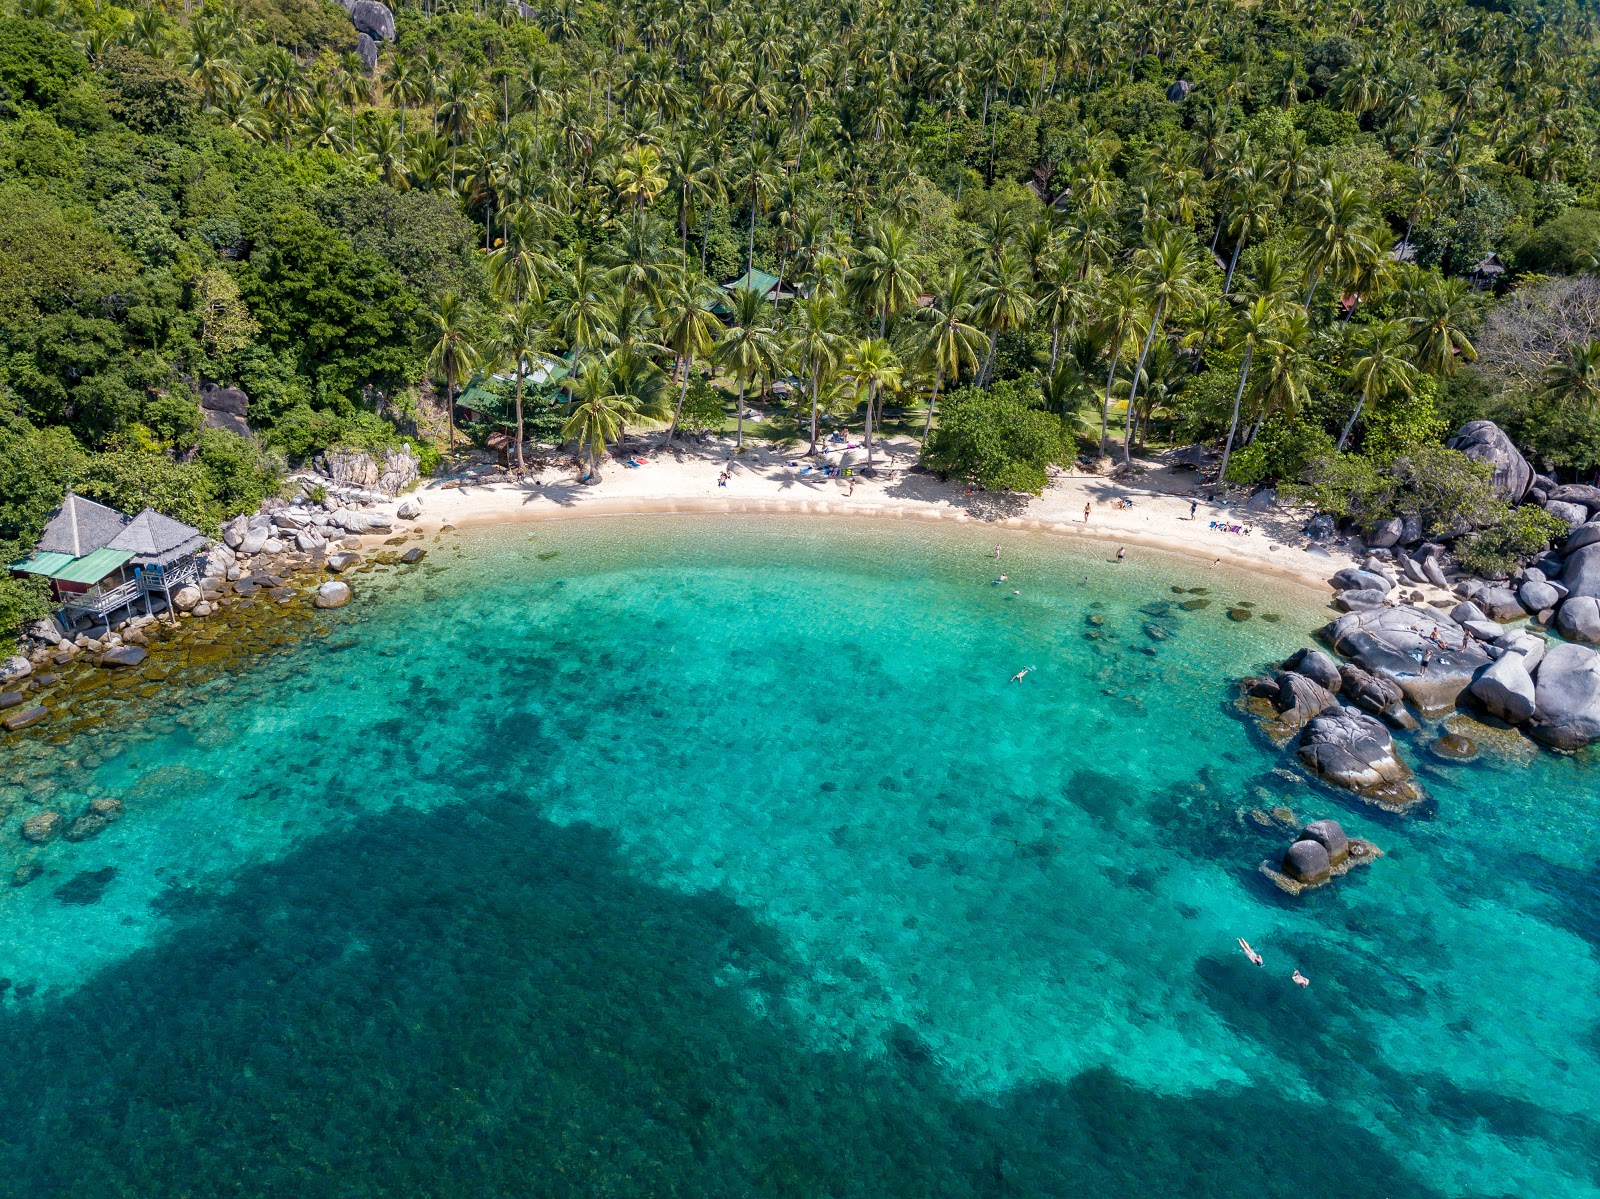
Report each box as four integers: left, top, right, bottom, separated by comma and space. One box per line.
1530, 641, 1600, 750
1446, 421, 1533, 502
1495, 629, 1547, 671
1470, 652, 1536, 724
1562, 543, 1600, 600
1519, 579, 1562, 614
1548, 483, 1600, 514
1297, 707, 1423, 807
171, 585, 202, 613
97, 646, 147, 668
1564, 523, 1600, 554
1365, 517, 1404, 548
1325, 605, 1490, 714
1545, 500, 1589, 530
1556, 596, 1600, 643
0, 655, 32, 687
1272, 671, 1337, 728
315, 581, 352, 609
1450, 600, 1487, 626
1336, 662, 1416, 728
396, 497, 423, 520
1287, 648, 1342, 693
1331, 568, 1392, 595
327, 552, 361, 573
1282, 838, 1331, 883
1336, 588, 1389, 612
1474, 586, 1526, 622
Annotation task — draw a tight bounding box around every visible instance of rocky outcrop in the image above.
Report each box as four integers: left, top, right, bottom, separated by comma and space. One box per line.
1544, 500, 1588, 530
1474, 586, 1526, 621
1557, 596, 1600, 643
1287, 648, 1342, 693
200, 384, 250, 438
1324, 605, 1490, 714
1336, 662, 1415, 728
1272, 671, 1337, 729
1548, 484, 1600, 515
1530, 641, 1600, 750
1519, 579, 1562, 614
1299, 819, 1349, 864
1297, 707, 1423, 808
1331, 568, 1392, 595
349, 0, 395, 40
317, 446, 419, 496
1365, 517, 1404, 548
1562, 543, 1600, 599
356, 31, 378, 69
315, 581, 352, 609
0, 655, 32, 687
1282, 838, 1330, 883
1336, 589, 1389, 612
1470, 653, 1536, 724
1564, 523, 1600, 553
1446, 421, 1532, 502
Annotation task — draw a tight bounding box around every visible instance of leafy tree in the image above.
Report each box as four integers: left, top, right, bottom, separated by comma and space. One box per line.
923, 382, 1066, 494
0, 17, 85, 108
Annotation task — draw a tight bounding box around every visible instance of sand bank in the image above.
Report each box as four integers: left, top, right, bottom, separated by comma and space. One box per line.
383, 438, 1355, 595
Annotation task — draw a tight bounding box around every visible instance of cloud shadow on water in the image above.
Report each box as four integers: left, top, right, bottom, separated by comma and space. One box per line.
0, 796, 1479, 1199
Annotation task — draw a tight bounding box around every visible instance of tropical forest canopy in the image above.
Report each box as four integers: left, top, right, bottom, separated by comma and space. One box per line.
3, 0, 1600, 642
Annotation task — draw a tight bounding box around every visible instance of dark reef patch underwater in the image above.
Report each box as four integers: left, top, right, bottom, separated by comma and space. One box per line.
0, 516, 1596, 1198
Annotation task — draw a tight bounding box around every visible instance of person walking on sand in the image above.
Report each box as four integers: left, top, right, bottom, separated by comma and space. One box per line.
1237, 938, 1263, 966
1083, 502, 1091, 523
1190, 498, 1198, 519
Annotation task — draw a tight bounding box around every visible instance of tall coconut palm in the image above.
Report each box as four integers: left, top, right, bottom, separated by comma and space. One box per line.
1217, 296, 1277, 485
713, 286, 782, 449
1339, 319, 1419, 450
562, 365, 637, 483
843, 337, 902, 466
733, 137, 784, 279
971, 248, 1036, 386
1300, 173, 1380, 308
659, 271, 725, 442
845, 222, 921, 336
487, 298, 551, 472
1122, 231, 1201, 462
425, 291, 479, 451
252, 47, 308, 151
1408, 275, 1477, 376
1095, 272, 1142, 457
552, 257, 618, 388
914, 265, 985, 438
788, 291, 848, 453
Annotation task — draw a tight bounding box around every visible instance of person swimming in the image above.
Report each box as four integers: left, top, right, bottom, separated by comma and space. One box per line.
1237, 937, 1263, 966
1010, 666, 1035, 683
1292, 969, 1310, 988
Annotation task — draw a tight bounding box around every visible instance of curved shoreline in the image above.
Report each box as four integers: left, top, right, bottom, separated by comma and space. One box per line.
395, 456, 1344, 598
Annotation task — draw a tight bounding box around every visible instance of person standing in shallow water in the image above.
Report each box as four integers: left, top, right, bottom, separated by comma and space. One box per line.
1116, 546, 1126, 561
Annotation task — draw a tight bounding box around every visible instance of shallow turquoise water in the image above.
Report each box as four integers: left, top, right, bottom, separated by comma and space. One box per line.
1, 515, 1597, 1198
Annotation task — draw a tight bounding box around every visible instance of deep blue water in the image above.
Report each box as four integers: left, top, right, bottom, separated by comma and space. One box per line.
0, 516, 1595, 1198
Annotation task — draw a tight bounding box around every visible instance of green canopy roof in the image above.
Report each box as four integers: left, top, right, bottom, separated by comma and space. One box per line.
10, 551, 77, 577
48, 548, 134, 584
723, 268, 784, 296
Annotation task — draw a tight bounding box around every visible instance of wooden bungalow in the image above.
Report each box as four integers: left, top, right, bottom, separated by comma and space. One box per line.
1469, 253, 1506, 290
455, 354, 571, 425
9, 493, 207, 624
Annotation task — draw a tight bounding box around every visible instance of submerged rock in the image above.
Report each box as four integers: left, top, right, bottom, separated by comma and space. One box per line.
20, 811, 63, 843
1297, 707, 1423, 809
2, 705, 48, 732
97, 646, 148, 669
1430, 733, 1478, 761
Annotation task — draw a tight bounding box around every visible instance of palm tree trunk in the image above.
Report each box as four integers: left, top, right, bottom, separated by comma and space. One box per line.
735, 380, 746, 448
922, 363, 944, 440
667, 352, 692, 442
1304, 266, 1323, 309
809, 360, 822, 454
1222, 235, 1245, 297
980, 329, 998, 387
1050, 320, 1062, 373
514, 365, 526, 471
1336, 391, 1368, 451
446, 377, 457, 449
746, 189, 757, 277
864, 383, 876, 465
1122, 302, 1164, 463
1217, 343, 1253, 485
1099, 338, 1123, 457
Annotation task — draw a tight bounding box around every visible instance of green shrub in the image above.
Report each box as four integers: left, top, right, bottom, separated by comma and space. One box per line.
922, 385, 1067, 495
1455, 507, 1570, 577
1293, 444, 1501, 537
1513, 207, 1600, 276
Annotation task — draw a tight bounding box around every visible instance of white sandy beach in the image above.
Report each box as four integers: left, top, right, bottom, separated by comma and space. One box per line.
387, 436, 1365, 594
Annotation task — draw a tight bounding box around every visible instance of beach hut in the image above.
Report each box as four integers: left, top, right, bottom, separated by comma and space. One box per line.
1469, 253, 1506, 290
719, 268, 802, 309
8, 492, 207, 623
455, 353, 571, 425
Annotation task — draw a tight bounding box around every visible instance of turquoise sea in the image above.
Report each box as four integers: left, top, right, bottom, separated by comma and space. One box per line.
1, 515, 1597, 1198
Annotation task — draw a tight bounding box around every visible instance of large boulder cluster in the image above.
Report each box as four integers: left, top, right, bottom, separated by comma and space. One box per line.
1263, 818, 1381, 895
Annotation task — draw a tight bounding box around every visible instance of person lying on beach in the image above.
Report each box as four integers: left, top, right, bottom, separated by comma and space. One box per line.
1237, 938, 1263, 966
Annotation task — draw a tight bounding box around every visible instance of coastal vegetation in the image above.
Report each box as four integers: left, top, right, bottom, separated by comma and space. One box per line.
3, 0, 1600, 647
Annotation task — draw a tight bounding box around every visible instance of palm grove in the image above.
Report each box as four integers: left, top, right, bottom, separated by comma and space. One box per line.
3, 0, 1600, 643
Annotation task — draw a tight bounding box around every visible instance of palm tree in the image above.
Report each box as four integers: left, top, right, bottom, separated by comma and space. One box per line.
425, 292, 479, 451
1300, 173, 1380, 308
552, 257, 618, 388
1542, 340, 1600, 411
487, 299, 550, 472
1095, 272, 1141, 457
1217, 297, 1276, 485
843, 337, 902, 466
1339, 319, 1419, 450
562, 365, 637, 482
252, 47, 308, 151
733, 137, 784, 279
1122, 231, 1201, 462
789, 292, 848, 453
612, 143, 668, 229
713, 286, 782, 449
914, 266, 985, 438
845, 221, 921, 336
1408, 275, 1477, 375
1252, 310, 1315, 433
971, 249, 1036, 386
659, 272, 724, 442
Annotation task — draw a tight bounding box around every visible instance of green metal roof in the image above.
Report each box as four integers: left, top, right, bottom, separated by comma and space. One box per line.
10, 551, 77, 577
724, 268, 785, 296
50, 548, 135, 584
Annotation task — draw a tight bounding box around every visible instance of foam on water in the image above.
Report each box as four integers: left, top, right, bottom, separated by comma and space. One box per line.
0, 515, 1596, 1198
